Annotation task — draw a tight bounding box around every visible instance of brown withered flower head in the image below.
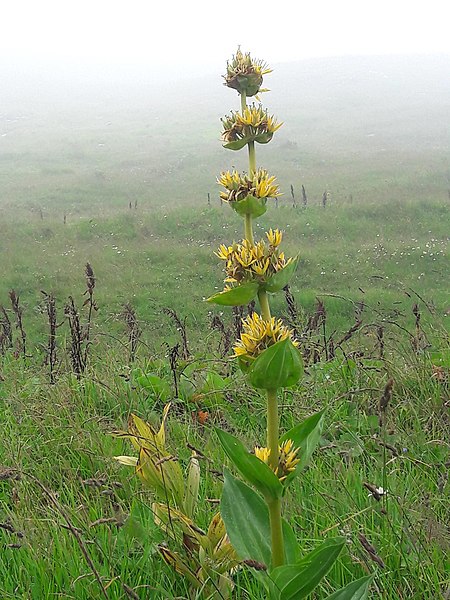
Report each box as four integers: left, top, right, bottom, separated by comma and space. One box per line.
224, 47, 271, 97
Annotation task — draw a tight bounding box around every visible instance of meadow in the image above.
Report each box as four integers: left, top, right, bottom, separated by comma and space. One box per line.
0, 54, 449, 598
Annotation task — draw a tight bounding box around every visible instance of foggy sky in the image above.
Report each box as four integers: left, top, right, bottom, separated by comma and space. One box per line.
2, 0, 449, 84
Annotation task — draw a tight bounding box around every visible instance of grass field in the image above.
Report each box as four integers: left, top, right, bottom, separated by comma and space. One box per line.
0, 54, 449, 599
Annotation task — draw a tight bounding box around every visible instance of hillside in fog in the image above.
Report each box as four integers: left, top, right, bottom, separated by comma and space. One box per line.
1, 54, 449, 215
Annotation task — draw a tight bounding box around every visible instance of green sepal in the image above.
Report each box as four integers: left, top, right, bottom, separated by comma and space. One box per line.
280, 410, 325, 488
232, 195, 267, 218
254, 132, 274, 144
223, 138, 250, 151
269, 537, 346, 599
216, 429, 283, 500
223, 130, 274, 150
221, 469, 299, 568
234, 73, 263, 97
206, 282, 258, 306
263, 256, 299, 293
324, 575, 374, 600
237, 355, 254, 374
248, 338, 303, 390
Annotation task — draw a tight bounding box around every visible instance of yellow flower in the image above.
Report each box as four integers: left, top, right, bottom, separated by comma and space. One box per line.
233, 312, 298, 359
255, 439, 300, 481
215, 234, 293, 292
266, 228, 283, 247
218, 168, 281, 205
224, 48, 271, 97
215, 234, 292, 289
221, 105, 282, 146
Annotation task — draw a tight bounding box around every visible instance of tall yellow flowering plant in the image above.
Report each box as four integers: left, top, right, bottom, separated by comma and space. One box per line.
208, 49, 374, 599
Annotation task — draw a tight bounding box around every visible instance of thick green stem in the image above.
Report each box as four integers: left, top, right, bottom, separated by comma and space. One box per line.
248, 141, 256, 176
244, 213, 254, 245
258, 289, 272, 321
240, 89, 257, 245
240, 91, 247, 113
268, 497, 284, 568
267, 388, 279, 469
267, 388, 284, 567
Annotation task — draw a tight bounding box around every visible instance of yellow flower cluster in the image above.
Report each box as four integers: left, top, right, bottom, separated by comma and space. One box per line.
255, 439, 300, 481
224, 48, 271, 96
216, 230, 291, 286
221, 105, 282, 144
233, 312, 298, 359
218, 168, 280, 204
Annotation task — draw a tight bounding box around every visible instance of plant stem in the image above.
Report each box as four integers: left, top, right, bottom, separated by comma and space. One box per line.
258, 289, 272, 321
241, 90, 256, 245
268, 497, 284, 568
267, 388, 279, 469
267, 388, 284, 567
244, 213, 254, 245
248, 141, 256, 175
240, 91, 247, 113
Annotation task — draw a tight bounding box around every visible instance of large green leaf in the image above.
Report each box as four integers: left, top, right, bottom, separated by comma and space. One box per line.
249, 338, 303, 390
270, 537, 345, 599
280, 410, 325, 487
232, 195, 268, 218
263, 256, 299, 293
216, 429, 283, 500
324, 575, 373, 600
207, 282, 258, 306
221, 470, 299, 568
135, 373, 171, 400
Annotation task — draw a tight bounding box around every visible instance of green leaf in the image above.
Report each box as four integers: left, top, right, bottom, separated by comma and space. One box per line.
223, 138, 250, 151
324, 575, 373, 600
249, 339, 303, 390
221, 470, 299, 568
216, 429, 283, 500
255, 132, 274, 144
270, 537, 345, 599
263, 256, 299, 293
280, 410, 325, 486
207, 282, 258, 306
232, 195, 268, 218
135, 373, 171, 400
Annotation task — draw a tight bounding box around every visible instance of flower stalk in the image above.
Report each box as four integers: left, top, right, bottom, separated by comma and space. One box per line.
212, 49, 303, 570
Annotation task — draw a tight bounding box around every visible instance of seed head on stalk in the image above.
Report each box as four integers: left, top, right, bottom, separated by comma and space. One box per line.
224, 47, 271, 97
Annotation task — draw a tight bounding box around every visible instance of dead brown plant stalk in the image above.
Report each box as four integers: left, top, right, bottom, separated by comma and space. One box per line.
121, 302, 142, 363
163, 307, 190, 360
0, 305, 13, 354
41, 291, 59, 383
9, 290, 27, 360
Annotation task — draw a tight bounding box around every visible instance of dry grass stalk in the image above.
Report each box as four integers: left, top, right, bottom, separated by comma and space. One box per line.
232, 305, 245, 340
41, 291, 58, 383
210, 313, 232, 357
376, 325, 385, 359
64, 296, 86, 377
301, 184, 307, 207
9, 290, 27, 359
82, 263, 97, 366
163, 307, 190, 359
0, 306, 13, 354
358, 533, 385, 568
121, 302, 142, 363
167, 342, 180, 397
283, 284, 300, 340
379, 378, 394, 426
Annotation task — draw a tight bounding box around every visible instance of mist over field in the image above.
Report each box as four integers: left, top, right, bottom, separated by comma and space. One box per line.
1, 54, 449, 217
